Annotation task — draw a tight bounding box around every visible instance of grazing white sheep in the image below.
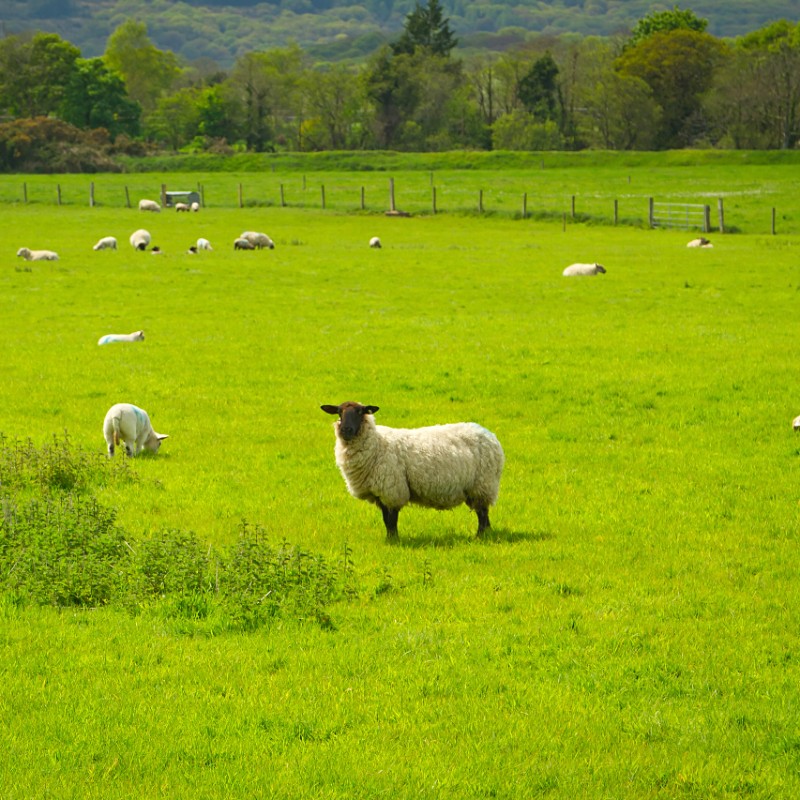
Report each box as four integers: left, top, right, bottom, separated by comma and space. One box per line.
321, 402, 505, 541
17, 247, 59, 261
234, 237, 255, 250
174, 202, 190, 212
240, 231, 275, 250
97, 330, 144, 346
103, 403, 168, 457
191, 202, 200, 212
92, 236, 117, 251
793, 415, 800, 431
138, 199, 161, 212
197, 237, 212, 251
563, 262, 606, 277
129, 229, 152, 251
369, 236, 382, 248
687, 237, 713, 248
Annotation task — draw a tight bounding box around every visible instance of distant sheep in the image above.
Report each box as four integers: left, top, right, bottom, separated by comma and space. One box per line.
687, 237, 713, 248
17, 247, 59, 261
197, 237, 212, 251
240, 231, 275, 250
793, 415, 800, 431
369, 237, 382, 248
563, 262, 606, 277
103, 403, 168, 458
175, 202, 190, 212
138, 199, 161, 212
191, 202, 200, 212
321, 401, 505, 541
98, 331, 144, 346
92, 236, 118, 251
234, 237, 255, 250
129, 229, 152, 251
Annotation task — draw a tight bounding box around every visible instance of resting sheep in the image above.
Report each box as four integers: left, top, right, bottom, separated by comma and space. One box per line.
234, 237, 255, 250
17, 247, 58, 261
92, 236, 117, 251
369, 237, 382, 248
563, 262, 606, 277
138, 199, 161, 212
129, 229, 151, 251
687, 237, 713, 248
98, 330, 144, 346
103, 403, 168, 457
321, 401, 504, 541
197, 237, 212, 251
240, 231, 275, 250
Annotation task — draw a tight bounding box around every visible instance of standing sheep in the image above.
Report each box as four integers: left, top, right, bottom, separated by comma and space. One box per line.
138, 199, 161, 212
174, 202, 190, 212
369, 236, 382, 248
240, 231, 275, 250
92, 236, 118, 251
17, 247, 59, 261
196, 237, 213, 251
234, 237, 255, 250
103, 403, 168, 457
321, 402, 504, 541
191, 202, 200, 212
562, 262, 606, 276
129, 229, 152, 250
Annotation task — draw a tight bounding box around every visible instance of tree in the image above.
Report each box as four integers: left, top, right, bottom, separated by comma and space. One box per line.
60, 58, 141, 138
302, 65, 364, 150
104, 20, 181, 112
391, 0, 458, 57
517, 53, 560, 123
627, 6, 708, 49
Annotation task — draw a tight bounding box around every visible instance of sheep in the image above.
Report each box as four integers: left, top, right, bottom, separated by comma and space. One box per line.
234, 237, 255, 250
240, 231, 275, 250
92, 236, 117, 251
562, 262, 606, 277
687, 237, 713, 248
103, 403, 168, 457
369, 236, 382, 248
129, 229, 151, 251
16, 247, 59, 261
320, 401, 504, 541
97, 330, 144, 346
197, 237, 213, 251
138, 199, 161, 212
187, 246, 198, 254
793, 415, 800, 431
191, 202, 200, 212
175, 202, 190, 212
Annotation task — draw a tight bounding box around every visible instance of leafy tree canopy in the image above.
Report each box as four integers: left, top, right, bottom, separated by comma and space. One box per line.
391, 0, 457, 57
627, 5, 708, 49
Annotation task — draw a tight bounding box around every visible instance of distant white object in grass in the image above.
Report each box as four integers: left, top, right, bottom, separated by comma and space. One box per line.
369, 236, 382, 248
563, 262, 606, 276
138, 199, 161, 212
129, 229, 151, 250
240, 231, 274, 249
17, 247, 58, 261
687, 237, 713, 248
191, 201, 200, 212
92, 236, 117, 251
103, 403, 168, 457
174, 202, 191, 212
197, 237, 212, 251
793, 415, 800, 431
97, 330, 144, 346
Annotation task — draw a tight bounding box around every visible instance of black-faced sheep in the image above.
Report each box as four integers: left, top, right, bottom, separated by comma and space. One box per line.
129, 229, 151, 251
321, 402, 504, 541
103, 403, 168, 457
370, 236, 382, 248
687, 237, 713, 248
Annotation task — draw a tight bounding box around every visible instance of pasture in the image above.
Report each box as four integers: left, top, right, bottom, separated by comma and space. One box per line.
2, 160, 800, 798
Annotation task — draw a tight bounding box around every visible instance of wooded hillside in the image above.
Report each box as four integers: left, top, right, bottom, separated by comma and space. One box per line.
2, 0, 797, 66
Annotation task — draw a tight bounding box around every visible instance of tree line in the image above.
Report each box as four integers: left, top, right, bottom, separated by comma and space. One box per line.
1, 2, 799, 171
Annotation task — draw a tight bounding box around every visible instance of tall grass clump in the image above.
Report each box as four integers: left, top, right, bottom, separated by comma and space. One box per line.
0, 435, 356, 631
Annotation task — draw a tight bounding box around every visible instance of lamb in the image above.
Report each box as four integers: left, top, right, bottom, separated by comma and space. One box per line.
191, 202, 200, 212
369, 236, 382, 248
197, 237, 213, 251
175, 202, 190, 212
17, 247, 59, 261
562, 262, 606, 276
138, 199, 161, 212
240, 231, 275, 250
234, 237, 255, 250
129, 229, 152, 250
103, 403, 168, 457
687, 237, 713, 248
92, 236, 118, 251
321, 402, 504, 541
97, 330, 144, 345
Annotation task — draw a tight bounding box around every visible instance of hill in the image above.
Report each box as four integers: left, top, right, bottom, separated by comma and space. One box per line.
1, 0, 797, 67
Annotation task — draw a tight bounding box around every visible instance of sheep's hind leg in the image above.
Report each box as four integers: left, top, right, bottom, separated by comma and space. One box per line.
475, 507, 491, 536
378, 503, 400, 543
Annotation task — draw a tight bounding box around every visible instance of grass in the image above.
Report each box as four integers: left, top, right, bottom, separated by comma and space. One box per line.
1, 161, 800, 797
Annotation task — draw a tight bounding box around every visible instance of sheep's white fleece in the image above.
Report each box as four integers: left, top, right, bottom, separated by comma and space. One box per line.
563, 262, 606, 276
333, 416, 504, 512
241, 231, 274, 249
98, 331, 144, 345
129, 229, 151, 250
17, 247, 58, 261
138, 199, 161, 212
93, 236, 117, 251
103, 403, 167, 457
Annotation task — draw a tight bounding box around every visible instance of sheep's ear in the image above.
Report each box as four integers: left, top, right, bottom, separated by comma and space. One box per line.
157, 434, 169, 440
363, 405, 379, 415
320, 405, 340, 415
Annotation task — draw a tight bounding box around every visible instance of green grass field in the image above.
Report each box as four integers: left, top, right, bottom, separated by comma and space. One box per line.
2, 159, 800, 798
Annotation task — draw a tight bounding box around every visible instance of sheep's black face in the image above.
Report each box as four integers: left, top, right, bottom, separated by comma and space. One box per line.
321, 402, 379, 442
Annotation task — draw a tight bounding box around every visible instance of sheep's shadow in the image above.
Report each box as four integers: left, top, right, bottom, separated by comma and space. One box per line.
394, 527, 553, 550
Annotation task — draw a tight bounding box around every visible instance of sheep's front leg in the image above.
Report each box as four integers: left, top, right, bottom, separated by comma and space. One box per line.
378, 502, 400, 542
475, 507, 491, 536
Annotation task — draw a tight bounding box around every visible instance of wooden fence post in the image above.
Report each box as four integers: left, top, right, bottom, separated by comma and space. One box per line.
772, 208, 776, 235
522, 192, 527, 219
238, 183, 243, 208
280, 184, 285, 207
432, 186, 437, 215
160, 184, 167, 207
703, 204, 711, 233
571, 195, 576, 219
321, 184, 325, 209
718, 198, 725, 233
56, 184, 62, 206
23, 182, 27, 203
614, 199, 618, 226
389, 178, 396, 212
89, 182, 95, 207
478, 189, 483, 213
648, 197, 655, 228
361, 186, 365, 211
